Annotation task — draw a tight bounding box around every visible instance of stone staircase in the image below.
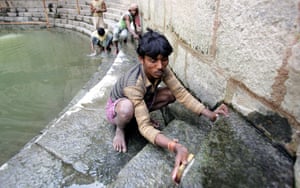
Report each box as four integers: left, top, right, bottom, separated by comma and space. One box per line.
0, 0, 128, 35
0, 1, 295, 187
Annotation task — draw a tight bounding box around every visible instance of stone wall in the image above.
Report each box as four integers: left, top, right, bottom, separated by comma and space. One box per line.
134, 0, 300, 122
130, 0, 300, 154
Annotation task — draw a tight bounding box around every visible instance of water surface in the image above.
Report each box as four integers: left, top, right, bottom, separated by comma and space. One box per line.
0, 28, 100, 165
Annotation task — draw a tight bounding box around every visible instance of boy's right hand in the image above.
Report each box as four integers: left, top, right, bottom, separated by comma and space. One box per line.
171, 144, 189, 182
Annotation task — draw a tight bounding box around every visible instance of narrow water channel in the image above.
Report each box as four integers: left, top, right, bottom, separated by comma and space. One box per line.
0, 28, 100, 165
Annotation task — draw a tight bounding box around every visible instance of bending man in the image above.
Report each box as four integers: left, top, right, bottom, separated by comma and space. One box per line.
105, 28, 229, 181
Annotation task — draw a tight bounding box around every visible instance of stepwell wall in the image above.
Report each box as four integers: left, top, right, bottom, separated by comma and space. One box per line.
1, 0, 300, 182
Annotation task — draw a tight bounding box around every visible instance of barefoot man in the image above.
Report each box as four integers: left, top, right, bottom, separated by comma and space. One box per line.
105, 28, 229, 181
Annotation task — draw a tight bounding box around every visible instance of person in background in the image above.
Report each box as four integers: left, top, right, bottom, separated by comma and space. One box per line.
105, 28, 229, 182
90, 0, 107, 29
89, 27, 112, 56
132, 4, 142, 37
112, 3, 140, 54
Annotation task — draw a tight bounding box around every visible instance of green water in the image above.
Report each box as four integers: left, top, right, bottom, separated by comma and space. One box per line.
0, 29, 100, 165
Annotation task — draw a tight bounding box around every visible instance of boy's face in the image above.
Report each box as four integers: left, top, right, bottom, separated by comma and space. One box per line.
140, 54, 169, 81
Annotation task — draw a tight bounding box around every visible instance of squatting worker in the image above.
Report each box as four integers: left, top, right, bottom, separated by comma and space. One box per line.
105, 28, 229, 181
112, 3, 140, 54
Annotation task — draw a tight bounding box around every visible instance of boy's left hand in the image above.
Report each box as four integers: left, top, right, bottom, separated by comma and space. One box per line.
214, 103, 229, 117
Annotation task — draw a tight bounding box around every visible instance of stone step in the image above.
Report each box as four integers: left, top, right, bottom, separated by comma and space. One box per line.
2, 0, 57, 8
107, 7, 125, 16
104, 18, 117, 31
109, 105, 294, 187
110, 119, 203, 187
0, 0, 128, 32
103, 12, 120, 22
106, 1, 128, 11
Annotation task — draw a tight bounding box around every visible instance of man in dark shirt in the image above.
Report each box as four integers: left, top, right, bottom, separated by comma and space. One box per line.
105, 28, 229, 181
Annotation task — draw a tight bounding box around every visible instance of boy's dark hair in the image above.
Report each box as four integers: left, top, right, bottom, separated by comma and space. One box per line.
136, 28, 173, 58
97, 27, 105, 36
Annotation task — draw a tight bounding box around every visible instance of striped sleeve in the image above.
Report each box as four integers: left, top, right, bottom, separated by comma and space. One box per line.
163, 67, 205, 115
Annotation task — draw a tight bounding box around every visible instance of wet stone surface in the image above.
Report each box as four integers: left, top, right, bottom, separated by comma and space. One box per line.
182, 110, 294, 188
0, 46, 294, 188
248, 111, 293, 144
0, 144, 63, 188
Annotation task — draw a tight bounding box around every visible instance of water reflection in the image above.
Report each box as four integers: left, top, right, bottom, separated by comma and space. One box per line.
0, 28, 99, 165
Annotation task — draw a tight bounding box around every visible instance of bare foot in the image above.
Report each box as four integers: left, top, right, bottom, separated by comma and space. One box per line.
113, 127, 127, 153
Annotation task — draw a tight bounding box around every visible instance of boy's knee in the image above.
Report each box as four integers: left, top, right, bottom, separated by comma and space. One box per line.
117, 100, 134, 120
